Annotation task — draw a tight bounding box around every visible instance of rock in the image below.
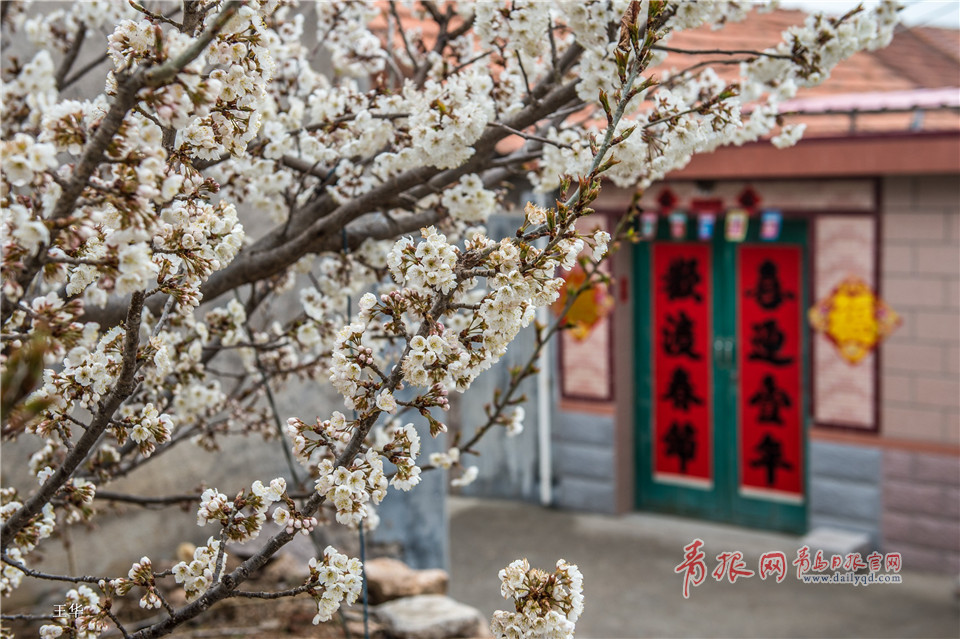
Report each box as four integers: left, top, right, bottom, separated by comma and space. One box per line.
345, 617, 384, 637
176, 542, 196, 563
261, 551, 312, 584
229, 530, 317, 584
365, 557, 448, 604
371, 594, 486, 639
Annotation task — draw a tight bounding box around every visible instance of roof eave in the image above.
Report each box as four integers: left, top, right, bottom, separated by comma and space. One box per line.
670, 131, 960, 180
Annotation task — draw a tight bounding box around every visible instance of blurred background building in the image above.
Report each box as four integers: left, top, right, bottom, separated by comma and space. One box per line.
461, 11, 960, 576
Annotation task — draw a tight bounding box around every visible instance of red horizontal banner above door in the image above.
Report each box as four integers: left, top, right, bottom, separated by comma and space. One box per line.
652, 243, 713, 487
738, 245, 804, 500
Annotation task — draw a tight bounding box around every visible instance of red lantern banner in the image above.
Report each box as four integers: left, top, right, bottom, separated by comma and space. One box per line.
652, 243, 713, 486
737, 245, 803, 500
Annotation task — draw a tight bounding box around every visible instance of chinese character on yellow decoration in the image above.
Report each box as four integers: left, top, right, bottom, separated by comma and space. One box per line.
551, 266, 614, 341
808, 277, 901, 364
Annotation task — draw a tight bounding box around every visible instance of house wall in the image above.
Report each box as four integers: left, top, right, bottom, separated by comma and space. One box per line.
550, 215, 623, 513
551, 409, 618, 512
877, 174, 960, 573
596, 175, 959, 573
879, 175, 960, 445
457, 176, 959, 573
605, 178, 889, 536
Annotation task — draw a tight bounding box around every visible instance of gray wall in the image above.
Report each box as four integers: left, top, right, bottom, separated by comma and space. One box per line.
551, 407, 618, 513
808, 440, 883, 544
456, 214, 543, 503
455, 213, 620, 513
374, 420, 449, 570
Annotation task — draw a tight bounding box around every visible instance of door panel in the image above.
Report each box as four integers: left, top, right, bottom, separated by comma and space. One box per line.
635, 217, 808, 534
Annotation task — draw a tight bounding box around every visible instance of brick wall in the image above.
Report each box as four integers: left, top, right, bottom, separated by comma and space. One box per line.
882, 449, 960, 573
880, 175, 959, 444
880, 175, 960, 573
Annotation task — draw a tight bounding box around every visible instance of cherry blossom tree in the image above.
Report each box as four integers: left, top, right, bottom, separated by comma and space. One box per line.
1, 1, 897, 637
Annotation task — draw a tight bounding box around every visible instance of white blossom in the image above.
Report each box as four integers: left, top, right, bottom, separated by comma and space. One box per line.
451, 466, 479, 487
772, 123, 807, 149
492, 558, 584, 639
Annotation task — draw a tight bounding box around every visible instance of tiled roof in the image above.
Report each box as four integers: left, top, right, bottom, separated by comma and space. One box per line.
663, 10, 960, 135
871, 26, 960, 88
383, 5, 958, 139
665, 11, 959, 92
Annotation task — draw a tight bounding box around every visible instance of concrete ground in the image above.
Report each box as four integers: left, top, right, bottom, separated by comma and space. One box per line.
447, 496, 960, 638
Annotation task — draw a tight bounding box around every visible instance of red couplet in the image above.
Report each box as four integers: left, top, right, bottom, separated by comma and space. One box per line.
652, 243, 713, 485
737, 245, 803, 499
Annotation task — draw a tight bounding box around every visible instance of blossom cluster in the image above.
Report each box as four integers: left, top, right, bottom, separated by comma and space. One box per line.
1, 487, 56, 595
306, 545, 364, 624
381, 422, 423, 491
452, 466, 480, 488
34, 584, 111, 639
0, 546, 26, 598
315, 2, 385, 78
271, 503, 319, 537
429, 446, 460, 469
57, 478, 97, 525
196, 477, 287, 542
286, 411, 353, 467
440, 173, 499, 223
110, 556, 163, 610
505, 407, 526, 437
428, 446, 479, 487
288, 411, 428, 528
48, 325, 127, 409
2, 133, 57, 193
313, 448, 389, 527
406, 71, 496, 171
64, 584, 110, 639
283, 411, 387, 529
127, 403, 175, 457
388, 226, 461, 295
172, 537, 226, 603
1, 44, 59, 132
491, 559, 585, 639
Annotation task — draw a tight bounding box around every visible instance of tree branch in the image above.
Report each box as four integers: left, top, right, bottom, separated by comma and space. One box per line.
3, 0, 244, 325
55, 23, 86, 90
1, 291, 145, 549
652, 44, 793, 59
1, 552, 106, 585
59, 52, 110, 91
488, 121, 572, 149
143, 1, 242, 88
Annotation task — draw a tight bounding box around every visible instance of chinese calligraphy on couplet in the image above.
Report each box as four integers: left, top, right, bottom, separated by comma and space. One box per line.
653, 244, 713, 484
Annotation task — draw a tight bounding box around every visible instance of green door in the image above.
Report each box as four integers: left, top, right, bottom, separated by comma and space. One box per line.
634, 217, 808, 534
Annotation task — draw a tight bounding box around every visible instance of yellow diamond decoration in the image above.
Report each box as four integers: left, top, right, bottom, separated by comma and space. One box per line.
808, 276, 901, 365
551, 266, 614, 341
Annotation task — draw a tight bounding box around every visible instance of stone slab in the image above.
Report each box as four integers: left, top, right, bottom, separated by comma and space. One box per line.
371, 594, 487, 639
801, 527, 873, 556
